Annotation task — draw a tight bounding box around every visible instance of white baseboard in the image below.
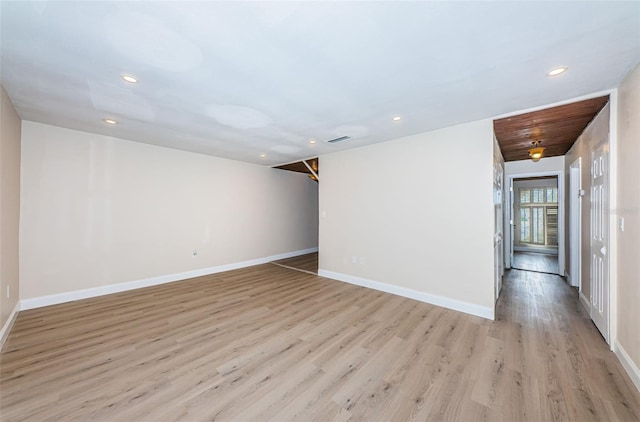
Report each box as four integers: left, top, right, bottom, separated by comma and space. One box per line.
20, 247, 318, 311
614, 340, 640, 394
318, 269, 494, 320
0, 301, 20, 350
579, 291, 590, 313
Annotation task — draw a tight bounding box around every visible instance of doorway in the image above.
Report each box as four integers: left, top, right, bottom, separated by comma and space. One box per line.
506, 171, 565, 277
510, 176, 561, 274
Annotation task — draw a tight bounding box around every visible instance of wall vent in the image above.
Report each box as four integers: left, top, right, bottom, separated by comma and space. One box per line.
326, 135, 351, 144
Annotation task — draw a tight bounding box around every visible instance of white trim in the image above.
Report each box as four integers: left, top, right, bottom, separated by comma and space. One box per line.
318, 269, 494, 320
579, 291, 590, 313
0, 302, 20, 350
302, 160, 319, 180
569, 157, 582, 290
20, 248, 318, 311
505, 178, 514, 269
608, 90, 618, 352
614, 340, 640, 394
493, 89, 615, 120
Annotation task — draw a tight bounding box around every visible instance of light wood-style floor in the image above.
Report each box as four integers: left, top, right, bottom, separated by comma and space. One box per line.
272, 252, 318, 274
2, 264, 639, 421
512, 251, 559, 274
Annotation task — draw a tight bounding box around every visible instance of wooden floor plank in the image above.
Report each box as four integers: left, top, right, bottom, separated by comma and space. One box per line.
512, 251, 559, 274
1, 263, 639, 421
272, 252, 318, 274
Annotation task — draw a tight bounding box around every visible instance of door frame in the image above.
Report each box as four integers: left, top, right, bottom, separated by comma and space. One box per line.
494, 162, 504, 301
505, 170, 565, 277
569, 158, 582, 289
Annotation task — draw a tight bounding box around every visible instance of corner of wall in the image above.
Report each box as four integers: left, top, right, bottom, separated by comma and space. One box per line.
0, 85, 22, 337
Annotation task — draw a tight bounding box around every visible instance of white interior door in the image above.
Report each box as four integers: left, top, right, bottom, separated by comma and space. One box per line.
569, 159, 581, 289
590, 143, 609, 342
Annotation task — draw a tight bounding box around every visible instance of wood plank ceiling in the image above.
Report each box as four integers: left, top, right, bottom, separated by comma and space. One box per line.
274, 158, 318, 180
494, 96, 609, 162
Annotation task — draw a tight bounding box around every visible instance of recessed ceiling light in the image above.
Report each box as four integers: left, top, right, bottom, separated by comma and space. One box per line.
547, 66, 567, 77
260, 154, 266, 159
121, 74, 138, 83
309, 139, 316, 144
103, 118, 117, 125
392, 116, 401, 121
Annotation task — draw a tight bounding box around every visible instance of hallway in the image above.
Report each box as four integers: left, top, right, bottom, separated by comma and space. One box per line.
495, 268, 640, 420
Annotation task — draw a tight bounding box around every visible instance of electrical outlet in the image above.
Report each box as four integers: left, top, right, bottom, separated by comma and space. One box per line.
351, 255, 357, 264
360, 257, 366, 265
192, 249, 198, 257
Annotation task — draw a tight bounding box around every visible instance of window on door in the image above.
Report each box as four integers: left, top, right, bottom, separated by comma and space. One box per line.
518, 187, 558, 247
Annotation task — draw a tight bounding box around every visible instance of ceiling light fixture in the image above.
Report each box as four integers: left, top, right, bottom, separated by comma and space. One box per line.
547, 66, 567, 77
392, 116, 401, 121
121, 74, 138, 83
103, 118, 117, 125
529, 141, 545, 162
260, 153, 266, 159
309, 139, 316, 144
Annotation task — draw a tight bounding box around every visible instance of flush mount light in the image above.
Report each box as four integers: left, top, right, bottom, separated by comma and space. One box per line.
529, 141, 545, 162
103, 118, 117, 125
121, 74, 138, 83
309, 139, 317, 144
392, 116, 401, 121
260, 154, 266, 159
547, 66, 567, 77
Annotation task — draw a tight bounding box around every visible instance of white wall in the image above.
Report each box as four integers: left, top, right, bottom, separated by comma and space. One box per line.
616, 63, 640, 386
0, 86, 21, 337
505, 155, 565, 175
20, 122, 318, 300
513, 178, 557, 189
318, 119, 495, 319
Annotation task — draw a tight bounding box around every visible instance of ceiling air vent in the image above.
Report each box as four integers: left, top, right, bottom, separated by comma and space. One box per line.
326, 135, 351, 144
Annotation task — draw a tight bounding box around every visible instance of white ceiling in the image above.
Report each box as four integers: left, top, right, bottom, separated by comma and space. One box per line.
1, 1, 638, 165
